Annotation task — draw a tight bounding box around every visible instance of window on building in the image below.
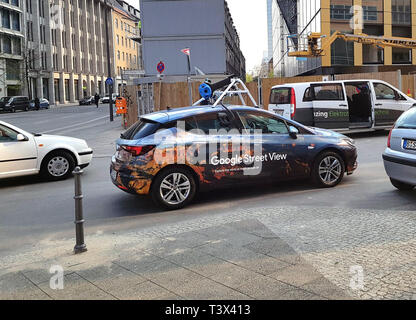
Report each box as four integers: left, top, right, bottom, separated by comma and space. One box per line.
3, 36, 11, 54
6, 60, 20, 80
26, 0, 32, 13
12, 37, 20, 55
64, 79, 70, 101
2, 10, 10, 29
39, 0, 44, 18
11, 12, 19, 31
54, 79, 60, 102
392, 0, 411, 25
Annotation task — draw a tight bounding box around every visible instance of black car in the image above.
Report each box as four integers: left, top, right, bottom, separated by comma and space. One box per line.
0, 96, 30, 112
111, 105, 358, 210
79, 96, 94, 105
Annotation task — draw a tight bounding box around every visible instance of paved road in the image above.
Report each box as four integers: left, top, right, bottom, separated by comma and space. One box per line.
0, 106, 415, 256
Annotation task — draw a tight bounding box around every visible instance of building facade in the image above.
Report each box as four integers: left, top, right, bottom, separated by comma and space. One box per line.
0, 0, 24, 97
112, 0, 141, 94
140, 0, 245, 79
272, 0, 416, 77
0, 0, 142, 105
24, 0, 116, 104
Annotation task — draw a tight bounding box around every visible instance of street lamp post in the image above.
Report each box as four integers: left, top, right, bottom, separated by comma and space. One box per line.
104, 0, 114, 122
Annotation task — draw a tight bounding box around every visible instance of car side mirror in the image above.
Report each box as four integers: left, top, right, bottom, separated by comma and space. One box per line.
289, 126, 299, 139
16, 134, 27, 141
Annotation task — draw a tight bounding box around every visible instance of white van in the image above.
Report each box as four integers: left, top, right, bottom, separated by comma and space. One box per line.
268, 80, 416, 132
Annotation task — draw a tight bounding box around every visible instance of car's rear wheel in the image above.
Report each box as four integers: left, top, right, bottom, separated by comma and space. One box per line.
390, 178, 415, 191
41, 151, 76, 181
151, 167, 196, 210
312, 151, 345, 188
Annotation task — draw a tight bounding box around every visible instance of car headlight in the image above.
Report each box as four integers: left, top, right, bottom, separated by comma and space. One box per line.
339, 138, 355, 147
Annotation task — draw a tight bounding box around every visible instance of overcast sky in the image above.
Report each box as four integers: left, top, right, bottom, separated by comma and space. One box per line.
128, 0, 268, 73
227, 0, 268, 73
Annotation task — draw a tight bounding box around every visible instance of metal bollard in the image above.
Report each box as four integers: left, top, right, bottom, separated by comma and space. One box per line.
73, 167, 87, 254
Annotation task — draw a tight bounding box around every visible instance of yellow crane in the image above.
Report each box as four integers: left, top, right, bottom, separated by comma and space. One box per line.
288, 31, 416, 57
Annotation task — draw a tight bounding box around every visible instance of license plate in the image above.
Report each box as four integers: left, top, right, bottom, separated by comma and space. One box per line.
110, 168, 118, 181
274, 110, 284, 116
404, 139, 416, 150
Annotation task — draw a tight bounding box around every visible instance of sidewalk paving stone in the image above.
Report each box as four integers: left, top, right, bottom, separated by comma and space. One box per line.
173, 278, 252, 300
37, 272, 114, 300
0, 272, 51, 300
268, 263, 324, 287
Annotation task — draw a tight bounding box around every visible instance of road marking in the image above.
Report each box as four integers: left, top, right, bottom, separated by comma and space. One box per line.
41, 115, 111, 134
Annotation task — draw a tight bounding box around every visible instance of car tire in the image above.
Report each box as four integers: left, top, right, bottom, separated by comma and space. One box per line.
10, 107, 15, 113
24, 106, 28, 112
41, 151, 76, 181
390, 178, 415, 191
151, 167, 197, 210
312, 151, 345, 188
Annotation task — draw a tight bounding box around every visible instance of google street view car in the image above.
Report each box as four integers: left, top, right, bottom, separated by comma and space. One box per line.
111, 77, 357, 210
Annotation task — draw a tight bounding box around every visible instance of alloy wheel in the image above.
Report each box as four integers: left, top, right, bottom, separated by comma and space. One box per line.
318, 156, 342, 185
159, 173, 191, 205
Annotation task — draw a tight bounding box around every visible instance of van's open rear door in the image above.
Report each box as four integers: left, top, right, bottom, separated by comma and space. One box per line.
311, 83, 349, 130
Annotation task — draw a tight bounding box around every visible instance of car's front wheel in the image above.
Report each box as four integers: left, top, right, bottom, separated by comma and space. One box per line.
41, 151, 76, 181
390, 178, 415, 191
312, 151, 345, 188
151, 167, 196, 210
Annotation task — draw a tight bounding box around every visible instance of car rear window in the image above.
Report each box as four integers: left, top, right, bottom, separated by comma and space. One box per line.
121, 119, 160, 140
396, 108, 416, 129
270, 88, 291, 104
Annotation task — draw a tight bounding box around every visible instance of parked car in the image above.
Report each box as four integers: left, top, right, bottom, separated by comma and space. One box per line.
29, 98, 50, 110
0, 121, 93, 181
101, 93, 118, 104
79, 96, 94, 105
0, 96, 30, 113
383, 106, 416, 190
110, 105, 358, 210
269, 80, 416, 133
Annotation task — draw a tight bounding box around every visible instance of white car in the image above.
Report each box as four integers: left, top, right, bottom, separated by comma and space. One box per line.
0, 121, 93, 180
269, 80, 416, 133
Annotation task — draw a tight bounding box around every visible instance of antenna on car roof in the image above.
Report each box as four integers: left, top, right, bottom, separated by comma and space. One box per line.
193, 76, 258, 109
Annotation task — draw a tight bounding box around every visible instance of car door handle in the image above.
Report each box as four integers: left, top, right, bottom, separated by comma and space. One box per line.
339, 104, 347, 107
375, 103, 383, 106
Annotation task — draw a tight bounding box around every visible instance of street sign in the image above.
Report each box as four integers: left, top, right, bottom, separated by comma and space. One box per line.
105, 77, 113, 86
181, 48, 190, 56
157, 61, 165, 74
122, 70, 145, 76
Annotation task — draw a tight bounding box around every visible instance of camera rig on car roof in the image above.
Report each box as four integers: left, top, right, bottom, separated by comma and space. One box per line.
193, 76, 258, 108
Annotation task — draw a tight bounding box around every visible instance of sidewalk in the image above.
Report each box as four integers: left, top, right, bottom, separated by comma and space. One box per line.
0, 208, 353, 300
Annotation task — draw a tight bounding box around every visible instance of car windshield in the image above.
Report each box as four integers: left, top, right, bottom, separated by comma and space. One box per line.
0, 97, 11, 103
396, 108, 416, 129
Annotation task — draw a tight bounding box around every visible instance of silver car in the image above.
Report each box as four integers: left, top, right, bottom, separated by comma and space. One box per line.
383, 107, 416, 190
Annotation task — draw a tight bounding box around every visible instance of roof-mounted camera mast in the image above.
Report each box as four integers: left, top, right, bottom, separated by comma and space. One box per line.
193, 76, 258, 108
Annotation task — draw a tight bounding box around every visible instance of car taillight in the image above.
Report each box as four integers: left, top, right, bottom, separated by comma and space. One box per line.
290, 88, 296, 119
387, 127, 393, 148
121, 145, 155, 157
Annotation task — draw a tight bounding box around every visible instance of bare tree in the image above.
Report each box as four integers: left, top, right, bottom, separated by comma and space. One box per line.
0, 35, 42, 98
